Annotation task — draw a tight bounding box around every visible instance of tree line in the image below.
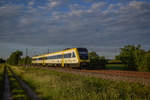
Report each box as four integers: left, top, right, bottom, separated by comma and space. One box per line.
88, 51, 107, 69
6, 51, 31, 66
0, 58, 5, 63
116, 45, 150, 71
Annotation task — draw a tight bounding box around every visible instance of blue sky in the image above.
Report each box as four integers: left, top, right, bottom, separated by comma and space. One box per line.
0, 0, 150, 59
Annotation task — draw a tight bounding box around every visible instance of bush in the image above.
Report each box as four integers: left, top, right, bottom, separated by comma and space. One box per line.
116, 45, 150, 71
89, 51, 107, 69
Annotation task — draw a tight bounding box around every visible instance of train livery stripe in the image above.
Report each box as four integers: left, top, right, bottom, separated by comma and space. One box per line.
75, 48, 80, 66
62, 53, 64, 67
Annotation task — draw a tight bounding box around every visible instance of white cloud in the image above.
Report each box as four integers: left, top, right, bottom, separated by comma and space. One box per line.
48, 1, 61, 8
91, 2, 106, 9
87, 2, 107, 13
28, 1, 34, 6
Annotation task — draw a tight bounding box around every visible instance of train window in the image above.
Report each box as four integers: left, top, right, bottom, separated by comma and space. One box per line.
47, 56, 53, 59
57, 55, 62, 59
64, 54, 66, 58
64, 53, 71, 58
69, 53, 71, 58
46, 54, 63, 59
36, 58, 40, 60
72, 52, 76, 57
51, 56, 55, 59
53, 56, 56, 59
32, 59, 36, 61
47, 57, 49, 59
39, 58, 43, 60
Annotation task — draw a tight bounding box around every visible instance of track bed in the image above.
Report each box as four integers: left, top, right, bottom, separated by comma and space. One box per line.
1, 65, 42, 100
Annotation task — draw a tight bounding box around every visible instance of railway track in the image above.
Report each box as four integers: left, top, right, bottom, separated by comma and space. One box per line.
33, 66, 150, 86
2, 65, 43, 100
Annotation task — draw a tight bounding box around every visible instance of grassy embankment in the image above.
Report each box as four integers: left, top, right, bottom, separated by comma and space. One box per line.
9, 65, 150, 100
0, 64, 30, 100
7, 67, 30, 100
0, 64, 4, 99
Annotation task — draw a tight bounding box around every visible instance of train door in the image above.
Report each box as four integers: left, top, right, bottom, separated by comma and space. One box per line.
42, 57, 45, 65
61, 54, 64, 67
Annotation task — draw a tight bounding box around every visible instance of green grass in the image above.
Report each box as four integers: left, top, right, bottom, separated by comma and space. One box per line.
105, 64, 126, 70
7, 67, 30, 100
0, 64, 4, 99
9, 65, 150, 100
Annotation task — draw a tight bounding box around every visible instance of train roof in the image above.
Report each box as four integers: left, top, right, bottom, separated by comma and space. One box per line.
32, 48, 75, 58
32, 47, 88, 58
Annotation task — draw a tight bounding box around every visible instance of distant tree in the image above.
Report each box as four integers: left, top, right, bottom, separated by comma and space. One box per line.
19, 56, 32, 66
116, 45, 150, 71
89, 51, 107, 69
115, 45, 139, 70
145, 52, 150, 71
7, 51, 23, 65
138, 51, 150, 71
0, 58, 5, 63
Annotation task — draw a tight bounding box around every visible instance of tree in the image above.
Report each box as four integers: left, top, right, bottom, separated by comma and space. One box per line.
0, 58, 5, 63
145, 52, 150, 71
7, 51, 23, 65
89, 51, 107, 69
138, 52, 150, 71
18, 56, 32, 66
116, 45, 150, 71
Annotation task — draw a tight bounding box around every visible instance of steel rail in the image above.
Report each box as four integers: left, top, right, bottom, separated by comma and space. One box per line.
7, 66, 43, 100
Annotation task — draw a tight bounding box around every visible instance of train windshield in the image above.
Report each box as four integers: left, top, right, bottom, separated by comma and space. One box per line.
77, 48, 88, 60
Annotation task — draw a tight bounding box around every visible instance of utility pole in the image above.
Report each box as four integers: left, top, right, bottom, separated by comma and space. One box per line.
25, 48, 28, 67
26, 48, 28, 57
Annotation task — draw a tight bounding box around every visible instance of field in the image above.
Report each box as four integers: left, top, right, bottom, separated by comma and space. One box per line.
8, 65, 150, 100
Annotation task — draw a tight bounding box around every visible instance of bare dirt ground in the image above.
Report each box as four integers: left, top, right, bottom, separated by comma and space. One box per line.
34, 66, 150, 86
82, 70, 150, 79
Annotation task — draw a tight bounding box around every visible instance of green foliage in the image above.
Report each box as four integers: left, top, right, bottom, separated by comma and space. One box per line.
6, 51, 32, 66
89, 51, 107, 69
0, 58, 5, 63
7, 67, 30, 99
0, 64, 4, 98
116, 45, 150, 71
7, 51, 23, 65
18, 56, 32, 66
107, 60, 122, 64
139, 52, 150, 71
106, 64, 126, 70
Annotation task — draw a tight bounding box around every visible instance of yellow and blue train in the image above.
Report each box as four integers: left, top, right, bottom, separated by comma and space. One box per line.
32, 48, 90, 68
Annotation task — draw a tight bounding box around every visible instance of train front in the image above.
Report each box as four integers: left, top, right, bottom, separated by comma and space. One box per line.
77, 48, 90, 68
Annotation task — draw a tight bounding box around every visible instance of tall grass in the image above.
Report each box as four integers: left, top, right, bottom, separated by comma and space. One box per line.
10, 65, 150, 100
0, 64, 4, 98
7, 67, 30, 100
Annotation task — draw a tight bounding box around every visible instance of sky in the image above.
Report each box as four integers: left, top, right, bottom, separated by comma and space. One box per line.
0, 0, 150, 59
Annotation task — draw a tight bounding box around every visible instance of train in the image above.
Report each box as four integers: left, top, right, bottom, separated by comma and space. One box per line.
32, 48, 90, 68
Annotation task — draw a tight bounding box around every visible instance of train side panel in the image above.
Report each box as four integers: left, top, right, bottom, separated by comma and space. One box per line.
32, 48, 90, 68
